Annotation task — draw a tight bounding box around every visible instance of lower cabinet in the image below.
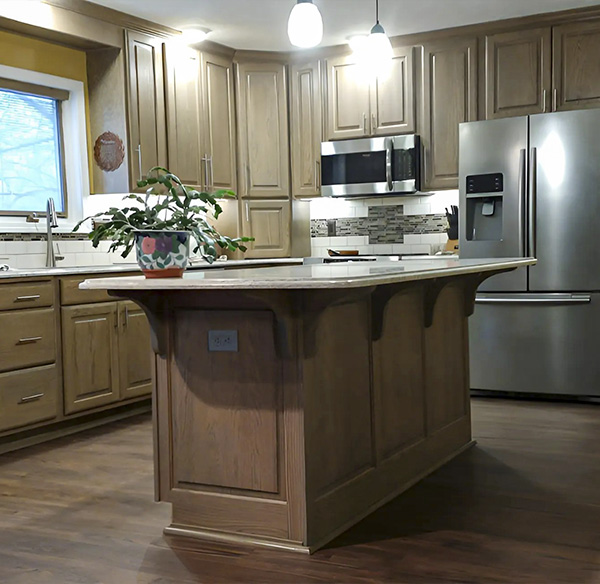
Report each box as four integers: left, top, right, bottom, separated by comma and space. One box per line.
61, 300, 152, 415
240, 199, 291, 258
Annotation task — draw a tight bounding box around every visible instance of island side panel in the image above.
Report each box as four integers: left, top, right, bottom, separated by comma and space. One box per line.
302, 280, 474, 549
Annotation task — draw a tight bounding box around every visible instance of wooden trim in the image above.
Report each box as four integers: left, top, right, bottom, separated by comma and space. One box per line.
44, 0, 180, 38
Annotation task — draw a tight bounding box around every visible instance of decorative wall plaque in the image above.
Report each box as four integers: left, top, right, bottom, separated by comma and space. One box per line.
93, 131, 125, 172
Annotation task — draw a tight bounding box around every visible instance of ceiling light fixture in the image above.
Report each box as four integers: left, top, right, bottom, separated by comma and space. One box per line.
362, 0, 393, 79
179, 27, 210, 45
287, 0, 323, 48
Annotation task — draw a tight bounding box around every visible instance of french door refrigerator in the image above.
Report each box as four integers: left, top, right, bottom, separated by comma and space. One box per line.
459, 109, 600, 397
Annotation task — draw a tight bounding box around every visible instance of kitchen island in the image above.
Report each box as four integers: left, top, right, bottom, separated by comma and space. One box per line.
81, 257, 533, 553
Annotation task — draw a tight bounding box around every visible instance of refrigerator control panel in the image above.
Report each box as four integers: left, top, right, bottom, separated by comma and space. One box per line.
466, 173, 503, 194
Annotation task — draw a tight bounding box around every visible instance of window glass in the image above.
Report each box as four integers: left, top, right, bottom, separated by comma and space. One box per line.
0, 89, 65, 214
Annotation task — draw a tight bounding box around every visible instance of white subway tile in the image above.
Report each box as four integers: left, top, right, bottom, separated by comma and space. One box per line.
420, 233, 444, 244
392, 244, 413, 254
4, 242, 27, 254
0, 242, 5, 254
329, 236, 347, 246
372, 244, 394, 254
410, 244, 432, 254
59, 253, 78, 267
347, 236, 368, 246
24, 241, 46, 254
353, 206, 369, 218
404, 203, 431, 216
403, 234, 422, 244
0, 255, 16, 266
312, 236, 330, 246
16, 254, 45, 269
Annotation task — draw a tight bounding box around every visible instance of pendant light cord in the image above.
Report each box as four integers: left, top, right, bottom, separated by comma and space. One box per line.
376, 0, 379, 24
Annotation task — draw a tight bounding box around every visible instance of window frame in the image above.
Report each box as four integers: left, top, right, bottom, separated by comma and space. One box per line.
0, 78, 69, 218
0, 64, 90, 234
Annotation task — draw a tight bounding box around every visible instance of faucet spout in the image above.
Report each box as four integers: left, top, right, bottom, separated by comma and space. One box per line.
46, 197, 58, 268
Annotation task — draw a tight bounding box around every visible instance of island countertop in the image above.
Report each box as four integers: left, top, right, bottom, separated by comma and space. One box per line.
80, 257, 535, 291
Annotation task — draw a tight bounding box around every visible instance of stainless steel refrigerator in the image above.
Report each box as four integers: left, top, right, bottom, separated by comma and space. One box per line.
459, 109, 600, 397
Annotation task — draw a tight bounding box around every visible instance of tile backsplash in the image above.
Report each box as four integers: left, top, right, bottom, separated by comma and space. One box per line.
309, 190, 459, 256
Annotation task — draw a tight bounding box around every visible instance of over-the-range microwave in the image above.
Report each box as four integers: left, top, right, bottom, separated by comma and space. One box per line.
320, 134, 421, 197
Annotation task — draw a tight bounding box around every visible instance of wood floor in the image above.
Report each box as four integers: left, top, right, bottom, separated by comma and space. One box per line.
0, 397, 598, 584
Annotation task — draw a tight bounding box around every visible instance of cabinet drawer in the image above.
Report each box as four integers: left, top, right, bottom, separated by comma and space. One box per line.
0, 308, 56, 373
0, 281, 54, 311
0, 364, 59, 432
60, 274, 136, 306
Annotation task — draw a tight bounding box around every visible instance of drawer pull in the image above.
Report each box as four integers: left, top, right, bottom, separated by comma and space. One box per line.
19, 393, 44, 404
17, 336, 42, 344
15, 295, 41, 302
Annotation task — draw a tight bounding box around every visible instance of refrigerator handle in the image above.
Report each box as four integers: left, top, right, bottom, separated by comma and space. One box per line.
476, 294, 591, 305
529, 147, 537, 257
518, 148, 526, 257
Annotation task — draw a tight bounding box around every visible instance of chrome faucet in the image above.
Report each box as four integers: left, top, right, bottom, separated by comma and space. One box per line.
46, 197, 59, 268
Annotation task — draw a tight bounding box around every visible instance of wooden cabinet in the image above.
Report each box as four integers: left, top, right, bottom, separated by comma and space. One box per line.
485, 28, 551, 118
201, 50, 237, 193
421, 36, 478, 190
325, 54, 371, 140
62, 302, 120, 415
118, 301, 153, 400
125, 30, 167, 188
553, 19, 600, 111
240, 199, 291, 258
61, 299, 152, 414
236, 60, 290, 199
290, 59, 322, 198
325, 47, 415, 140
164, 45, 203, 187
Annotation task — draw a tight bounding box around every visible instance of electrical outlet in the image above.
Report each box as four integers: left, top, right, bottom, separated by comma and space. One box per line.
208, 330, 238, 352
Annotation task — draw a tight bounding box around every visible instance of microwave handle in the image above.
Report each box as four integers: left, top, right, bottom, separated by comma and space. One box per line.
385, 138, 393, 191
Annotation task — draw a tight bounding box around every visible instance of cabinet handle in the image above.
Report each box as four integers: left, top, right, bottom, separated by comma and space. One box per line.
553, 88, 558, 111
115, 309, 120, 329
362, 113, 367, 135
15, 295, 41, 302
209, 156, 214, 191
124, 305, 129, 328
315, 160, 321, 190
245, 201, 250, 223
371, 113, 376, 135
542, 89, 547, 113
17, 336, 42, 345
19, 393, 44, 404
136, 144, 143, 181
246, 165, 251, 194
201, 155, 208, 191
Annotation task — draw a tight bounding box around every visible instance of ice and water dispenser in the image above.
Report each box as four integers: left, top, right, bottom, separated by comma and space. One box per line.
465, 172, 504, 241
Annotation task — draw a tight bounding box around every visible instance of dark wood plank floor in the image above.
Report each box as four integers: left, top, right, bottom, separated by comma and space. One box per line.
0, 397, 598, 584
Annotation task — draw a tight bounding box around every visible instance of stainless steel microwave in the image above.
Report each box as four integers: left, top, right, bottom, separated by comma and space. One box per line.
320, 135, 420, 197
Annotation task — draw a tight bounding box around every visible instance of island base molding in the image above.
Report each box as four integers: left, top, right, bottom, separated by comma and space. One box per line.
112, 268, 518, 553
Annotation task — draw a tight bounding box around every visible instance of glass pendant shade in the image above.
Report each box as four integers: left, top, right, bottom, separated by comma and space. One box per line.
364, 21, 393, 79
287, 0, 323, 48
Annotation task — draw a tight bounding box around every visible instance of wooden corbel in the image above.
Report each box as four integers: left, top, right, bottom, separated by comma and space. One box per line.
371, 281, 422, 341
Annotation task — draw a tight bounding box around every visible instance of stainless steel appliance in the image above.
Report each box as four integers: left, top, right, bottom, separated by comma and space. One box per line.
320, 135, 420, 197
459, 109, 600, 397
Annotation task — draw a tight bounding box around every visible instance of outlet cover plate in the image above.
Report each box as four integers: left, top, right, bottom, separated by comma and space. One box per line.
208, 330, 238, 352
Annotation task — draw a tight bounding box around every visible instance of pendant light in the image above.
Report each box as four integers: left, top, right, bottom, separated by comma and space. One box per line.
287, 0, 323, 48
363, 0, 393, 79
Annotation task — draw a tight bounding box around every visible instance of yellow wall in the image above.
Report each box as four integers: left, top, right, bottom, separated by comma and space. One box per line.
0, 30, 92, 190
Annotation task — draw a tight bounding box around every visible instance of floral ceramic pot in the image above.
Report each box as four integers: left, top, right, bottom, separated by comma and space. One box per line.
134, 230, 190, 278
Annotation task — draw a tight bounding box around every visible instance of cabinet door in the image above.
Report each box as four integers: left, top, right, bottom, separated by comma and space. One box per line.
325, 54, 371, 140
118, 301, 153, 400
164, 45, 203, 188
62, 303, 120, 415
201, 51, 237, 193
553, 19, 600, 111
371, 46, 415, 135
485, 28, 551, 119
240, 199, 291, 258
290, 60, 322, 198
125, 30, 168, 188
422, 37, 478, 190
236, 61, 289, 198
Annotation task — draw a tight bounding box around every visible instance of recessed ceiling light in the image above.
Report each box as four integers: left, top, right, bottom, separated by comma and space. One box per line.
179, 28, 211, 45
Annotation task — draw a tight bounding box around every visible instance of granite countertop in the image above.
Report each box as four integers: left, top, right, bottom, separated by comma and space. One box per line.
80, 258, 535, 291
0, 257, 304, 279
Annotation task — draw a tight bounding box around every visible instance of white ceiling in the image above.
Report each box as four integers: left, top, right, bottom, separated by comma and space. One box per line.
88, 0, 600, 51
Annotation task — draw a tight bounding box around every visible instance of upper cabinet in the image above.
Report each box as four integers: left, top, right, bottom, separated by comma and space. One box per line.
290, 59, 322, 198
164, 45, 203, 187
325, 47, 415, 141
553, 19, 600, 111
421, 36, 478, 190
485, 28, 552, 118
201, 51, 237, 193
124, 31, 168, 188
236, 60, 290, 198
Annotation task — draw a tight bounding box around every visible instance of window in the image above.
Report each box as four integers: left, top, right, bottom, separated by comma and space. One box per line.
0, 79, 68, 216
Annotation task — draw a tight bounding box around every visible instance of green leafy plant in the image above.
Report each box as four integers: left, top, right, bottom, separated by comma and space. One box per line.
74, 166, 252, 263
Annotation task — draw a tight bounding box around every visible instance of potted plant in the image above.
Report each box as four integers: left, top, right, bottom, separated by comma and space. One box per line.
74, 166, 252, 278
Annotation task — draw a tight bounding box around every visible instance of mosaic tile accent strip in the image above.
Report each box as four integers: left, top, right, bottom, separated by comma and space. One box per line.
310, 205, 448, 245
0, 232, 90, 241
